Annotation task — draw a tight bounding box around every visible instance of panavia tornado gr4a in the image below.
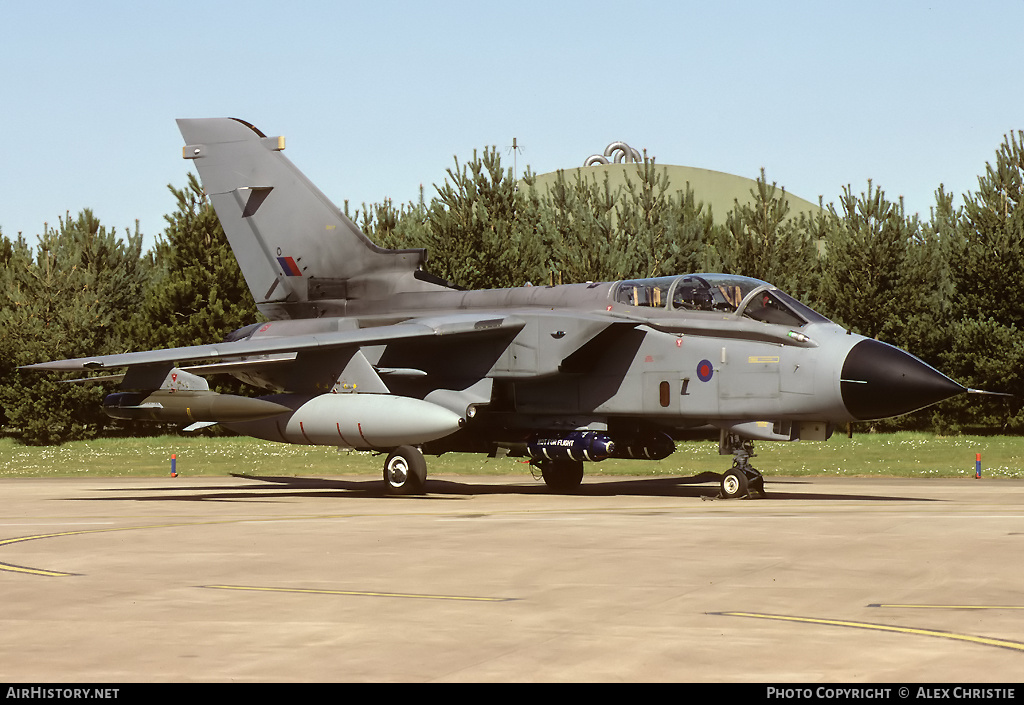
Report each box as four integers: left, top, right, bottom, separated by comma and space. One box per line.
24, 118, 973, 498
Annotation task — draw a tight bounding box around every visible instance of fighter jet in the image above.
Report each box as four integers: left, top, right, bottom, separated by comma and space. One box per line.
23, 118, 971, 498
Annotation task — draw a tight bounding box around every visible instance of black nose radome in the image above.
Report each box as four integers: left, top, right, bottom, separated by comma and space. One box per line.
841, 339, 965, 421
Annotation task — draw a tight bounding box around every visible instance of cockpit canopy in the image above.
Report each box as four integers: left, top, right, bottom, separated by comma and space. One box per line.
612, 274, 830, 327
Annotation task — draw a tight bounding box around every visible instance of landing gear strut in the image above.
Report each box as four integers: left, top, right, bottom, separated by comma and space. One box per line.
383, 445, 427, 495
719, 433, 766, 499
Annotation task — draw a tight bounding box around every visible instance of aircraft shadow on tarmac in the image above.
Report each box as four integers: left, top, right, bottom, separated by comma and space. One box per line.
74, 473, 939, 503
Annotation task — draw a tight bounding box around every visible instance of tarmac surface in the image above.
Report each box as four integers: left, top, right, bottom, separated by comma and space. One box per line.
1, 472, 1023, 682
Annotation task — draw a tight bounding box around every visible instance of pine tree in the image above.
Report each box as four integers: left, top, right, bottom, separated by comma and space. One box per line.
353, 189, 431, 253
715, 169, 821, 300
535, 164, 721, 285
661, 182, 723, 276
816, 182, 921, 344
539, 169, 630, 283
946, 131, 1024, 326
0, 212, 146, 444
420, 148, 546, 289
939, 131, 1024, 430
135, 174, 258, 350
617, 158, 674, 279
901, 186, 955, 363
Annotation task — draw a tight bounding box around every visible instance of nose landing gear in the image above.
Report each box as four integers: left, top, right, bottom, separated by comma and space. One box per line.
719, 434, 766, 499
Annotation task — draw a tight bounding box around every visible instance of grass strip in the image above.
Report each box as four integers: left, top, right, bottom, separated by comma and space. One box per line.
0, 432, 1021, 479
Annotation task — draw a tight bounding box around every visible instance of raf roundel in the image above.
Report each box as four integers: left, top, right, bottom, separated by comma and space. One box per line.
697, 359, 714, 382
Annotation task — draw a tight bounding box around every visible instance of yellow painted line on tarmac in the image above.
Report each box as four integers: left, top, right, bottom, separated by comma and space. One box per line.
0, 561, 76, 577
870, 603, 1024, 610
0, 521, 237, 577
0, 522, 196, 549
716, 611, 1024, 652
201, 584, 515, 602
0, 502, 756, 578
0, 525, 167, 577
0, 505, 686, 578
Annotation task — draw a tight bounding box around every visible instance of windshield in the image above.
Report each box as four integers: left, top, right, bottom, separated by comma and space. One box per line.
739, 288, 809, 327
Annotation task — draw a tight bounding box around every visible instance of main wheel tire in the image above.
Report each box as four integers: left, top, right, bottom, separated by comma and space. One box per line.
383, 446, 427, 495
720, 468, 749, 499
540, 459, 585, 493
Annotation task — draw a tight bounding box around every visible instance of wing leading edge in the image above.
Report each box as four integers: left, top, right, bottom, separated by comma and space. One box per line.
21, 315, 527, 373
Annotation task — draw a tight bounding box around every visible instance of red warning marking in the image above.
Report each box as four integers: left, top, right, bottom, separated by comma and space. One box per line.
336, 422, 353, 447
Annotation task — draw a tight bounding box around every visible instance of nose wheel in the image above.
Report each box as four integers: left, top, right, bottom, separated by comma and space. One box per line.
719, 466, 765, 499
719, 434, 766, 499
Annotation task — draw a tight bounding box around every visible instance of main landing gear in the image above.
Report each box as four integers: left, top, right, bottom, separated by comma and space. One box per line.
719, 434, 766, 499
534, 458, 585, 493
381, 446, 588, 495
383, 445, 427, 495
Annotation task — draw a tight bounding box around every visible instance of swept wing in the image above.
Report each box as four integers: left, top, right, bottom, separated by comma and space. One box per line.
21, 314, 526, 373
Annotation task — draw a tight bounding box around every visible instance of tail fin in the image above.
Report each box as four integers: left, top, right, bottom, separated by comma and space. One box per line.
177, 118, 441, 320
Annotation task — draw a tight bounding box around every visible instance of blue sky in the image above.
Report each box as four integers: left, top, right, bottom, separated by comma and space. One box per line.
3, 0, 1022, 250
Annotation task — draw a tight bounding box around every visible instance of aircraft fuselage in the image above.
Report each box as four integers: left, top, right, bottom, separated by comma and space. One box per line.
222, 273, 960, 457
